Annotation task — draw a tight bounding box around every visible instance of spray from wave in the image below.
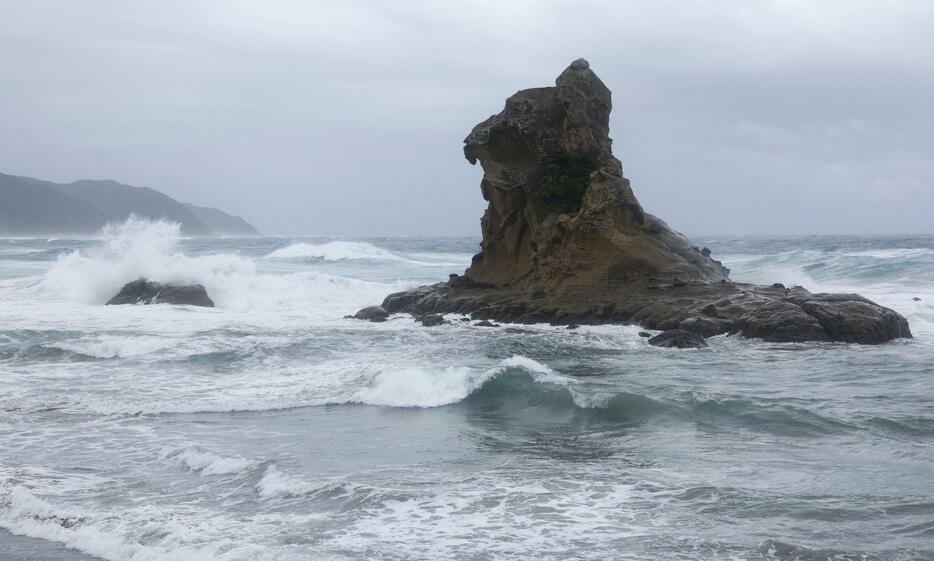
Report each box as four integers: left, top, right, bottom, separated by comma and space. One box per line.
40, 215, 253, 306
33, 216, 412, 316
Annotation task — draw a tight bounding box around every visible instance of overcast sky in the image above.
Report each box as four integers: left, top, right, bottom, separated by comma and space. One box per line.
1, 0, 932, 235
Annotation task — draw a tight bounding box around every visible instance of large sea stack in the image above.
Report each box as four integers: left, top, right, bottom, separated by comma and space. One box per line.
379, 59, 911, 344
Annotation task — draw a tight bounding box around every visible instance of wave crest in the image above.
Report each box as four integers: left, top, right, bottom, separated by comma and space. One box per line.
266, 241, 401, 261
265, 241, 471, 267
353, 355, 569, 408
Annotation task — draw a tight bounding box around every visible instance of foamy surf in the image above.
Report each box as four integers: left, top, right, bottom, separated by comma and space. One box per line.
175, 447, 254, 476
256, 465, 326, 499
265, 241, 471, 267
20, 217, 417, 318
1, 232, 931, 561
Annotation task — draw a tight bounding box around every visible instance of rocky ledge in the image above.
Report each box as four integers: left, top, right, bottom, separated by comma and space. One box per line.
372, 59, 911, 345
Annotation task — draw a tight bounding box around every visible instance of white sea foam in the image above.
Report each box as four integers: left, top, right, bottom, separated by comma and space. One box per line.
339, 476, 644, 560
30, 217, 414, 318
256, 465, 322, 498
266, 241, 471, 267
0, 484, 324, 561
841, 248, 934, 259
40, 216, 256, 306
266, 241, 401, 261
55, 335, 174, 359
354, 366, 489, 408
177, 447, 253, 476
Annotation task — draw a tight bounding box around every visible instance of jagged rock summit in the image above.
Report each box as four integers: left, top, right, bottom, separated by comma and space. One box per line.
376, 59, 911, 344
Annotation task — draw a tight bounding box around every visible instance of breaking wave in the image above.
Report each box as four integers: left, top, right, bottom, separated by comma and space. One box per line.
265, 241, 470, 266
174, 447, 254, 476
29, 217, 412, 316
352, 355, 573, 408
266, 241, 400, 261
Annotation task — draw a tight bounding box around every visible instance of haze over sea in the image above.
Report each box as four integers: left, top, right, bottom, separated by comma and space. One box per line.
1, 218, 932, 561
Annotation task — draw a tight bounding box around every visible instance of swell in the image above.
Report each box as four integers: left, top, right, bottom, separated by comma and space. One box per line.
719, 245, 934, 288
459, 371, 865, 437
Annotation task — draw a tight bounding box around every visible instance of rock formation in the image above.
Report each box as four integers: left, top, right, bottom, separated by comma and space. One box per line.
353, 306, 389, 322
377, 59, 911, 344
107, 279, 215, 307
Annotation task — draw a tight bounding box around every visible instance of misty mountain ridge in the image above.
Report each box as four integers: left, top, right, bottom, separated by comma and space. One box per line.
0, 172, 259, 235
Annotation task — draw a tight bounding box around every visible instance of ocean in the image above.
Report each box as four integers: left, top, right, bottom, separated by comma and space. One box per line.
0, 217, 932, 561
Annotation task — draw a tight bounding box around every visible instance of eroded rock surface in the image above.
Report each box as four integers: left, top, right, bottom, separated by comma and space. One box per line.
374, 59, 911, 344
107, 279, 214, 307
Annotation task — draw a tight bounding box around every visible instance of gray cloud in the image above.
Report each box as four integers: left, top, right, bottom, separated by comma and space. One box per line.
1, 0, 932, 235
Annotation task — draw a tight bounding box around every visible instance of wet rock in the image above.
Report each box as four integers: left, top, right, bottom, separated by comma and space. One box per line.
648, 330, 708, 349
737, 300, 828, 343
638, 331, 652, 338
786, 293, 911, 344
106, 279, 214, 307
679, 316, 733, 337
354, 306, 389, 322
417, 313, 446, 327
474, 320, 499, 327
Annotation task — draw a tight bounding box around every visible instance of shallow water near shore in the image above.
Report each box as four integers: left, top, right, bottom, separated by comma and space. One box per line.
1, 221, 932, 560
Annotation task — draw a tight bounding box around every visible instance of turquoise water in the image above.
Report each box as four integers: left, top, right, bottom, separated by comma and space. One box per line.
0, 219, 932, 560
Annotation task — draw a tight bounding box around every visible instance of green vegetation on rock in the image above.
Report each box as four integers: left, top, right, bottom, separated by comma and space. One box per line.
538, 152, 600, 213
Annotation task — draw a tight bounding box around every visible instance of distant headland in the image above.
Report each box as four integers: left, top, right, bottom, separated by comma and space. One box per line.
0, 171, 259, 236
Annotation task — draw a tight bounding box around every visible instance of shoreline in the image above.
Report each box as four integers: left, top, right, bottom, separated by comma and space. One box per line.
0, 528, 103, 561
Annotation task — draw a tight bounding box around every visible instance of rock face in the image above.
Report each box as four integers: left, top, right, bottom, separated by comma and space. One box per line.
377, 59, 912, 345
106, 279, 215, 307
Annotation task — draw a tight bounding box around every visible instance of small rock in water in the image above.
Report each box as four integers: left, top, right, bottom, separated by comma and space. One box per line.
417, 313, 446, 327
354, 306, 389, 322
648, 330, 708, 349
638, 331, 652, 338
474, 320, 499, 327
914, 297, 922, 301
106, 279, 214, 307
566, 324, 580, 330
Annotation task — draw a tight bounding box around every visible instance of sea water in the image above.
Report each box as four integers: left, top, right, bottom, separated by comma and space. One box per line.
0, 218, 932, 560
